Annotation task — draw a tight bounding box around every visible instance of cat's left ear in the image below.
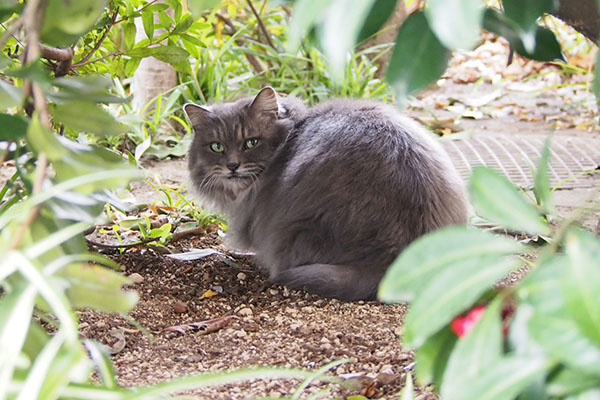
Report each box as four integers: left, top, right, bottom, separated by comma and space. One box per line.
183, 103, 211, 128
249, 87, 278, 119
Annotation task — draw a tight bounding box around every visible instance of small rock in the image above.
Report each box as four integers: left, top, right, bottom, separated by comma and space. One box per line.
235, 329, 247, 338
128, 273, 144, 284
238, 307, 253, 316
268, 288, 279, 295
173, 301, 187, 313
237, 272, 246, 280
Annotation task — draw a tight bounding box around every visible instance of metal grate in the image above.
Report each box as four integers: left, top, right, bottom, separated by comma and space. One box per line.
442, 135, 600, 189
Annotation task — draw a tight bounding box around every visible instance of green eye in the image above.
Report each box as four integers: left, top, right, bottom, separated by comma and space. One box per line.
244, 138, 259, 149
210, 142, 225, 153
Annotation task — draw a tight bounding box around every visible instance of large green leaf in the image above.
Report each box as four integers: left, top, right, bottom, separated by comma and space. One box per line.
563, 229, 600, 347
357, 0, 397, 43
60, 264, 138, 312
548, 368, 600, 397
51, 76, 127, 104
319, 0, 377, 80
142, 9, 155, 41
456, 355, 549, 400
0, 281, 36, 400
50, 101, 127, 136
414, 326, 456, 387
469, 166, 550, 235
386, 12, 451, 102
0, 80, 24, 109
528, 313, 600, 375
441, 299, 503, 400
379, 226, 522, 303
127, 45, 190, 64
518, 254, 566, 315
482, 8, 563, 62
534, 134, 553, 213
425, 0, 483, 50
286, 0, 334, 52
404, 255, 517, 347
41, 0, 107, 47
0, 113, 28, 141
502, 0, 557, 31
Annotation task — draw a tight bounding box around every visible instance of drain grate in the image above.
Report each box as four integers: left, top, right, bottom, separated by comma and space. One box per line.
442, 135, 600, 189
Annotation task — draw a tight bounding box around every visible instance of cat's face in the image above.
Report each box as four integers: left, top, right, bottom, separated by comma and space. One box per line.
184, 87, 288, 209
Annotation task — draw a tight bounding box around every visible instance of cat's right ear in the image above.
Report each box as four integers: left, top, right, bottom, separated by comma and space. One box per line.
249, 87, 278, 120
183, 103, 211, 128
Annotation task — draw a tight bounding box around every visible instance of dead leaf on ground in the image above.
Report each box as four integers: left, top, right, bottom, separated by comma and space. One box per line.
162, 315, 233, 336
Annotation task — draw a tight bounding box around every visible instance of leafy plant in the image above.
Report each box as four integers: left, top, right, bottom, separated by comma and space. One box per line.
379, 136, 600, 399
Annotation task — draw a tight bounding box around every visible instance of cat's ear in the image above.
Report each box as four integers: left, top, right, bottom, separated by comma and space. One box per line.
183, 103, 211, 127
249, 87, 278, 119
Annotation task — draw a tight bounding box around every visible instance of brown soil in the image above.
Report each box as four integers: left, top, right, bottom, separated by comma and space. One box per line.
81, 229, 421, 399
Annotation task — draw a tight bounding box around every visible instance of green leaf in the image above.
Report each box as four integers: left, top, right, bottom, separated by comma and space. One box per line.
286, 0, 334, 52
0, 79, 24, 109
51, 76, 127, 104
172, 13, 193, 35
319, 0, 377, 80
50, 101, 127, 136
518, 254, 566, 315
61, 264, 139, 312
357, 0, 397, 43
0, 282, 36, 399
386, 12, 451, 103
149, 223, 172, 239
456, 355, 549, 400
414, 326, 456, 387
533, 134, 553, 213
502, 0, 557, 31
469, 166, 550, 235
482, 8, 563, 62
548, 368, 600, 397
563, 229, 600, 347
142, 10, 155, 40
125, 57, 142, 76
127, 45, 190, 64
187, 0, 222, 18
529, 312, 600, 375
441, 299, 504, 400
0, 113, 28, 141
425, 0, 483, 50
400, 372, 415, 400
404, 254, 517, 348
123, 20, 137, 49
41, 0, 107, 47
379, 226, 522, 303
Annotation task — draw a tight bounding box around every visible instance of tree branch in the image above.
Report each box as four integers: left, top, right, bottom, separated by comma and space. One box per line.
245, 0, 276, 50
73, 11, 117, 67
215, 13, 263, 74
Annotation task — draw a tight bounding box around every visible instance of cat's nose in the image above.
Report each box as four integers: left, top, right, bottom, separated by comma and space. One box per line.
226, 161, 240, 172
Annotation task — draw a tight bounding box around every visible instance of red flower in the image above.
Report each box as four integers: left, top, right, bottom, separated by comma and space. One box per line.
450, 305, 486, 338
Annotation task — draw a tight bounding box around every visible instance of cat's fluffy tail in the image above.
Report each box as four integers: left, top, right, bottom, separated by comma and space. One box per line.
272, 264, 383, 301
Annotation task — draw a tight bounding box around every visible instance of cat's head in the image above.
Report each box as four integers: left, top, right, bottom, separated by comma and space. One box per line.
184, 87, 291, 212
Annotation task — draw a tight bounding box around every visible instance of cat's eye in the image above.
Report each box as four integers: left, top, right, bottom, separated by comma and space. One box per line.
210, 142, 225, 153
244, 138, 259, 150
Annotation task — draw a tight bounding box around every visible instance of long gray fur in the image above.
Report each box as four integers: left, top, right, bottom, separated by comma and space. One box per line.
184, 87, 468, 301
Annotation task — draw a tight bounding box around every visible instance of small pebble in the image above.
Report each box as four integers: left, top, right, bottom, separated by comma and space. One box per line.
238, 307, 253, 316
173, 301, 187, 313
128, 273, 144, 284
237, 272, 246, 280
235, 329, 247, 338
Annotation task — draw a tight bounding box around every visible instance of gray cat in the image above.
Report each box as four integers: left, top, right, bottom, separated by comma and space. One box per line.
184, 87, 468, 301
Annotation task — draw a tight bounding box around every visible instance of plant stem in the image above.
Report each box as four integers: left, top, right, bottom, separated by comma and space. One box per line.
245, 0, 276, 50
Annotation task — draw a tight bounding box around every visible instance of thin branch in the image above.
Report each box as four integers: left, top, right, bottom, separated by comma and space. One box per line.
73, 11, 117, 67
245, 0, 276, 50
74, 51, 122, 67
0, 17, 23, 50
215, 13, 263, 74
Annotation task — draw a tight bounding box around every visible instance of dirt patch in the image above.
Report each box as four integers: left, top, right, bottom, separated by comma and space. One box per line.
80, 232, 421, 399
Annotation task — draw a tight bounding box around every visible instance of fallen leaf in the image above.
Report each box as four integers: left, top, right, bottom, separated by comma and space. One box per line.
162, 315, 233, 335
200, 289, 219, 299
